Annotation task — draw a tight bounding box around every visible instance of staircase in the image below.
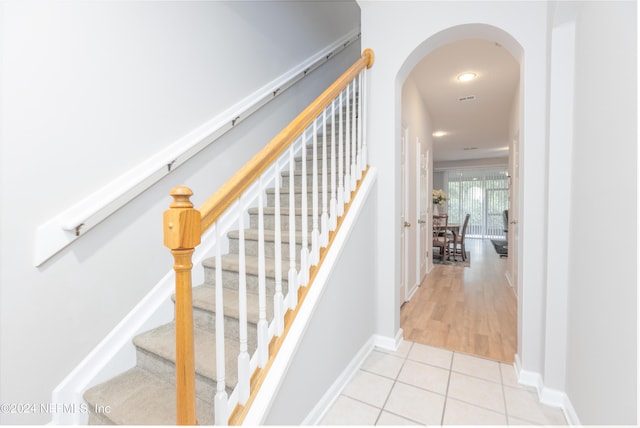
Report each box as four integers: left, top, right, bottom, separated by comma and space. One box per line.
83, 102, 360, 425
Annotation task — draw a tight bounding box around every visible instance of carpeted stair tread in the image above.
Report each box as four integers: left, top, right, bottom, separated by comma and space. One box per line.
83, 368, 177, 425
83, 367, 214, 426
202, 253, 295, 278
133, 322, 239, 387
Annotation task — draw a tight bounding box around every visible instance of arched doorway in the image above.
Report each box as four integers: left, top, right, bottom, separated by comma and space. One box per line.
398, 33, 520, 362
360, 0, 552, 380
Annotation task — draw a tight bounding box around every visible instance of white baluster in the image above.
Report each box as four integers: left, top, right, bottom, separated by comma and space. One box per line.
311, 119, 320, 265
337, 91, 345, 216
237, 199, 250, 405
357, 72, 364, 179
329, 99, 338, 230
321, 106, 329, 246
288, 144, 298, 309
300, 130, 310, 285
214, 223, 228, 425
344, 85, 352, 204
273, 160, 284, 336
257, 177, 268, 367
351, 79, 358, 189
362, 68, 368, 168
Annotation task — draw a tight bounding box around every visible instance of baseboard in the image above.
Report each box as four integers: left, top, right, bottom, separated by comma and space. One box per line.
372, 329, 404, 352
302, 337, 376, 425
407, 282, 419, 301
301, 328, 404, 425
513, 354, 581, 425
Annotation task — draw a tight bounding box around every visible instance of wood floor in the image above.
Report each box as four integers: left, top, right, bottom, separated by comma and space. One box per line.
400, 238, 517, 363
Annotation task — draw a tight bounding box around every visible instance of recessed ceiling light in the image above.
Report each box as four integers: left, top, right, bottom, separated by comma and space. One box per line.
432, 131, 447, 137
457, 72, 477, 82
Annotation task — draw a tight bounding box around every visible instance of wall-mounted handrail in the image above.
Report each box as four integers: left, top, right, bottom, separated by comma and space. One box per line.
33, 30, 361, 267
198, 49, 374, 233
163, 48, 374, 425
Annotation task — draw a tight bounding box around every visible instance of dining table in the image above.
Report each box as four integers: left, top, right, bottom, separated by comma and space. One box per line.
433, 220, 460, 238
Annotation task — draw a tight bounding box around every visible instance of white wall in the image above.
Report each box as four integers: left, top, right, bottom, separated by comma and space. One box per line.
359, 0, 549, 380
0, 0, 360, 423
360, 1, 637, 425
564, 1, 637, 423
401, 76, 433, 288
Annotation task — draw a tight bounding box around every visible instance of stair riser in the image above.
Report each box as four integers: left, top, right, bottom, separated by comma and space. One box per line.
281, 172, 342, 188
305, 131, 359, 144
193, 306, 260, 351
304, 143, 357, 158
204, 266, 293, 295
249, 211, 314, 231
228, 235, 305, 260
266, 191, 328, 208
295, 156, 356, 169
135, 348, 225, 400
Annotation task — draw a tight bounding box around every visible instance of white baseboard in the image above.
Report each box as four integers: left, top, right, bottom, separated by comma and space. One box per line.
407, 282, 420, 301
373, 329, 404, 352
302, 337, 376, 425
513, 354, 581, 426
301, 328, 404, 425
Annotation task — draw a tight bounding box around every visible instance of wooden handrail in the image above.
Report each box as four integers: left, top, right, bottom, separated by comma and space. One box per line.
199, 49, 374, 233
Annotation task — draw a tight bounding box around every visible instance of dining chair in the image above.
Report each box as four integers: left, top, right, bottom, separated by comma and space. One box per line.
448, 213, 470, 261
433, 214, 449, 261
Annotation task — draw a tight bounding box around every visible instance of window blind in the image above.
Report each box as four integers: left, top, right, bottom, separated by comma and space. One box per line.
442, 167, 509, 239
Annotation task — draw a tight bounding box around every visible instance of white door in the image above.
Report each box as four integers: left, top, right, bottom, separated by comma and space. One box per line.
418, 147, 429, 280
400, 128, 410, 305
509, 134, 520, 292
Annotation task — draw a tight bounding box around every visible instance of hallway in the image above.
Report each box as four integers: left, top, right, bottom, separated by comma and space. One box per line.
401, 238, 517, 363
318, 240, 566, 425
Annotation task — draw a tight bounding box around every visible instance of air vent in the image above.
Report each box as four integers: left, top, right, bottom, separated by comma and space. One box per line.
457, 95, 476, 102
463, 147, 478, 151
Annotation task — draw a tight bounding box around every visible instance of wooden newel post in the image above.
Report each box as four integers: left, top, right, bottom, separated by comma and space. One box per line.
163, 186, 201, 425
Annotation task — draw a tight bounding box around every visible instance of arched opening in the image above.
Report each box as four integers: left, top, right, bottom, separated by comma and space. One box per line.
395, 24, 524, 362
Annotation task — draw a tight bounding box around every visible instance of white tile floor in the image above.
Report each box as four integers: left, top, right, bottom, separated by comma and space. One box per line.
319, 341, 567, 426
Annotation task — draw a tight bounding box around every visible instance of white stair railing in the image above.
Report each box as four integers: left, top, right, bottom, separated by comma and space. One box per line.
163, 49, 374, 426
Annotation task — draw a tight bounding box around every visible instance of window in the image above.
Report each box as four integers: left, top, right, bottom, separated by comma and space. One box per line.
442, 167, 509, 239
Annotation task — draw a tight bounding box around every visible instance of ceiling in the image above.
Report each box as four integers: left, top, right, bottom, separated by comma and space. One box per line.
410, 39, 520, 163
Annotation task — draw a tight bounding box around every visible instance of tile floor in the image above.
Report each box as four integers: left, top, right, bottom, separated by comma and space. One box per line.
319, 341, 567, 426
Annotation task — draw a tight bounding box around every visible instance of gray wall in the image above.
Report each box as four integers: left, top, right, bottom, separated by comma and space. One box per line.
264, 182, 377, 424
565, 1, 636, 424
0, 1, 360, 423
